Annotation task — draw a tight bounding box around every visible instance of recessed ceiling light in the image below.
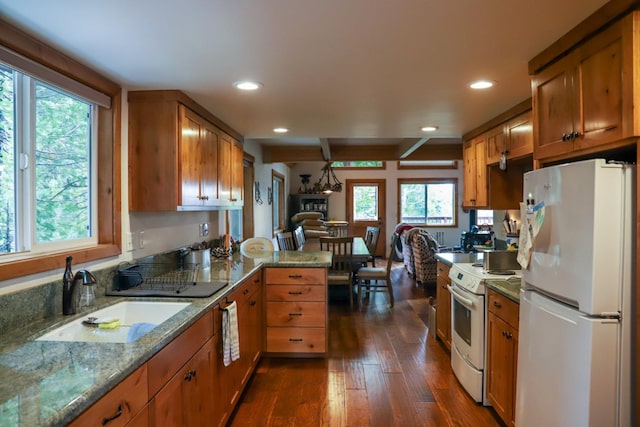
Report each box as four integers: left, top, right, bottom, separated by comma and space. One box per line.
233, 80, 263, 91
469, 80, 494, 90
421, 126, 438, 132
273, 127, 288, 133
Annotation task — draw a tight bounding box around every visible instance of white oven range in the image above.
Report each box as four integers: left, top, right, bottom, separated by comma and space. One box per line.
448, 262, 520, 405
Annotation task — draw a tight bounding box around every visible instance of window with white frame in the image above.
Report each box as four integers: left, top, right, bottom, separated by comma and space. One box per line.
0, 63, 97, 256
398, 178, 457, 226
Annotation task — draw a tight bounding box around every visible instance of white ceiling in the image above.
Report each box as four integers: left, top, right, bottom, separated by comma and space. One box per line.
0, 0, 609, 154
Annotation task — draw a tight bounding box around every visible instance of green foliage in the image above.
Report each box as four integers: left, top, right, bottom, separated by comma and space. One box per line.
0, 68, 92, 254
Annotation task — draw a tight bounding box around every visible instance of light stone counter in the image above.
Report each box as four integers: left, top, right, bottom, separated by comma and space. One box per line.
0, 250, 331, 426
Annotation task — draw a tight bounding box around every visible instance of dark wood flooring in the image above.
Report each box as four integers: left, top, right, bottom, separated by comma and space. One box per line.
229, 262, 503, 427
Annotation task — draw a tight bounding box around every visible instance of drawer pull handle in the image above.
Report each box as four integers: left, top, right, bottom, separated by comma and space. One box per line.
243, 289, 250, 295
289, 338, 303, 342
493, 301, 502, 308
102, 403, 123, 425
288, 274, 303, 279
288, 291, 303, 295
289, 313, 303, 317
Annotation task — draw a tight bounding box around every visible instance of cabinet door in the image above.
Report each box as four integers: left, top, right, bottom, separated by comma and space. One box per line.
462, 140, 477, 207
212, 304, 230, 427
182, 342, 214, 426
180, 106, 204, 206
574, 21, 625, 151
230, 139, 244, 205
486, 124, 507, 165
486, 312, 517, 426
473, 136, 488, 207
532, 56, 576, 159
435, 271, 451, 350
201, 122, 219, 205
217, 133, 232, 204
506, 111, 533, 159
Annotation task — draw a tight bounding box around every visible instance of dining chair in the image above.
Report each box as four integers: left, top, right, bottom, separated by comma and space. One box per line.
293, 225, 306, 249
356, 233, 397, 308
276, 231, 296, 251
363, 226, 380, 267
319, 236, 355, 308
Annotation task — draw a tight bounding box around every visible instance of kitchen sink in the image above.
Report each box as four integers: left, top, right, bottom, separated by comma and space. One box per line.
36, 301, 191, 343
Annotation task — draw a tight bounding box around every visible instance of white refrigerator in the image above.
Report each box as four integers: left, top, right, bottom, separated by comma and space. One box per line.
515, 159, 633, 427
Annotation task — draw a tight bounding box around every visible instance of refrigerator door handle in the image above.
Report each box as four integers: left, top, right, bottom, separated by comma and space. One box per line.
447, 285, 474, 309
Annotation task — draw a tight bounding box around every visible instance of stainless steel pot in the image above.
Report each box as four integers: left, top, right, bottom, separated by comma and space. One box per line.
183, 248, 211, 268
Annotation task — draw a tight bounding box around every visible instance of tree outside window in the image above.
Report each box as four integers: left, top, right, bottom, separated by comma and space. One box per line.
398, 178, 457, 226
0, 64, 94, 254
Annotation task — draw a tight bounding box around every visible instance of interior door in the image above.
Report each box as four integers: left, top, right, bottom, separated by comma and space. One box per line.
346, 179, 386, 258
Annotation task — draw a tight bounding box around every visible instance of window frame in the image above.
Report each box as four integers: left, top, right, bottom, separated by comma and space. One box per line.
0, 18, 121, 281
330, 160, 386, 170
271, 170, 285, 234
397, 178, 458, 227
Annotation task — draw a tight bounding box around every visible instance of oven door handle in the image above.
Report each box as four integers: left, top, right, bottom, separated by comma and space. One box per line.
447, 285, 474, 309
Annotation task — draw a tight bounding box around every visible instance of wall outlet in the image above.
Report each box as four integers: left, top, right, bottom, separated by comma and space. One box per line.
138, 231, 145, 249
126, 232, 135, 252
199, 223, 209, 237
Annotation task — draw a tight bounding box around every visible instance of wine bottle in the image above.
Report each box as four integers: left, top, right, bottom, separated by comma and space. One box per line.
62, 256, 74, 315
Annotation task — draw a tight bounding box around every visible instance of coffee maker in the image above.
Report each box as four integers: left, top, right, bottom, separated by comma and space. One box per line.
460, 226, 494, 252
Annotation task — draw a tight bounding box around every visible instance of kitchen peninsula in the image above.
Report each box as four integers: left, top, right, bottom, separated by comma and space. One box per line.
0, 251, 330, 427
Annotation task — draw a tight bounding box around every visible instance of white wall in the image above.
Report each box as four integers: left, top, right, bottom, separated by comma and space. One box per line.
243, 140, 291, 239
289, 161, 470, 248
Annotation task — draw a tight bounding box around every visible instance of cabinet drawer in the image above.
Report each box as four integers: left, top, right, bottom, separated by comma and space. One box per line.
69, 365, 148, 427
266, 327, 326, 353
266, 302, 326, 327
487, 289, 519, 328
147, 310, 213, 397
266, 285, 326, 302
264, 268, 325, 285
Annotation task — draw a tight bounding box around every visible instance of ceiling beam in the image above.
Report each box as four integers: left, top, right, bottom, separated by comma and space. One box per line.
319, 138, 331, 160
397, 137, 428, 158
263, 143, 463, 163
262, 145, 324, 163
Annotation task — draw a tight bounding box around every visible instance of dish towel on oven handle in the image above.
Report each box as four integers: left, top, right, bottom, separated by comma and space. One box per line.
222, 300, 240, 367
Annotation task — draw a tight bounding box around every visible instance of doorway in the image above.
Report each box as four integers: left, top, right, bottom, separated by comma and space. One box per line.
346, 179, 386, 258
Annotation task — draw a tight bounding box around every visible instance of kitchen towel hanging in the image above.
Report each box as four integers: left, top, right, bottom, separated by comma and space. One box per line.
222, 301, 240, 367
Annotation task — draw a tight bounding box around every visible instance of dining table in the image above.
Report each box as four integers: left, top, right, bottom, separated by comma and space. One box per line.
299, 236, 370, 265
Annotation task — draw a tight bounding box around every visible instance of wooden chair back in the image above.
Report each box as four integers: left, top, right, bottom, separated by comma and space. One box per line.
293, 225, 306, 249
276, 231, 296, 251
364, 226, 381, 265
319, 236, 354, 276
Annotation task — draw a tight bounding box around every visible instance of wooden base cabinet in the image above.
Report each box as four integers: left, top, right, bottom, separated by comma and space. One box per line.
435, 261, 451, 350
486, 289, 519, 427
218, 272, 263, 412
264, 267, 328, 356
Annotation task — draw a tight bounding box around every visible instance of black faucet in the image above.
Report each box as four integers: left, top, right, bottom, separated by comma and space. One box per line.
62, 255, 97, 315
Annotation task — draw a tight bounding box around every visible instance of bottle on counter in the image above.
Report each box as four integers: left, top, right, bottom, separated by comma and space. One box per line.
62, 256, 74, 315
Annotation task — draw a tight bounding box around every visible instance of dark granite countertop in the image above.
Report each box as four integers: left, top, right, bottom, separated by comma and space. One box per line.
0, 251, 331, 426
485, 277, 522, 303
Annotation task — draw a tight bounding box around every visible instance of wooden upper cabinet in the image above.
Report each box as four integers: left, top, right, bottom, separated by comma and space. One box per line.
463, 135, 488, 208
231, 139, 244, 205
179, 106, 219, 207
532, 13, 640, 161
128, 90, 243, 211
487, 110, 533, 165
505, 110, 533, 160
486, 124, 507, 166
